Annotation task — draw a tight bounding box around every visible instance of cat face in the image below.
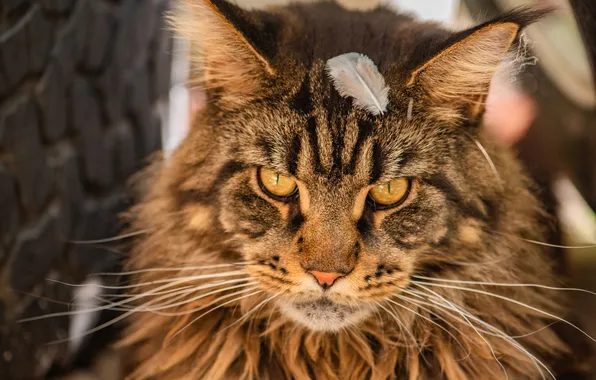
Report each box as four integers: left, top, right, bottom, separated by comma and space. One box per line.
168, 1, 545, 332
214, 70, 463, 331
123, 4, 568, 379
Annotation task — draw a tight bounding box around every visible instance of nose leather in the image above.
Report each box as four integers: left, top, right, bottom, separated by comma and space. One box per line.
309, 271, 343, 287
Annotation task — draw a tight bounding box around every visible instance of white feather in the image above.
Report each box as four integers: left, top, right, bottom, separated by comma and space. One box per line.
326, 53, 389, 115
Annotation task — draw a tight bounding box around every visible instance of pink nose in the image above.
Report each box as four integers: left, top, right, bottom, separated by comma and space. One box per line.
309, 271, 343, 287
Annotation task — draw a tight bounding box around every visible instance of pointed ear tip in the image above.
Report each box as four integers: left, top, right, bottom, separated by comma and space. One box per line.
497, 6, 556, 29
484, 22, 520, 40
495, 22, 520, 31
184, 0, 215, 5
469, 6, 554, 41
177, 0, 224, 14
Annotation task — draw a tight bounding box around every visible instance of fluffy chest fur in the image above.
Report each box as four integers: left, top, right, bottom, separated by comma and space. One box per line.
118, 1, 573, 379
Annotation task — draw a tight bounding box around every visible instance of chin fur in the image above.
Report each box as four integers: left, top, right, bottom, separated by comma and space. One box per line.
277, 298, 372, 332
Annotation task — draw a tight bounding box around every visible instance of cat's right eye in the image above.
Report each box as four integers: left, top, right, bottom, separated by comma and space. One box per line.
369, 178, 411, 208
258, 168, 298, 200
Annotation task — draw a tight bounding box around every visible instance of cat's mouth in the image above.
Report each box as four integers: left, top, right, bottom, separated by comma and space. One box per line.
278, 297, 372, 332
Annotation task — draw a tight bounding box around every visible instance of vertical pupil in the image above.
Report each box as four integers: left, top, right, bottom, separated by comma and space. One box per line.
387, 182, 392, 194
275, 174, 280, 185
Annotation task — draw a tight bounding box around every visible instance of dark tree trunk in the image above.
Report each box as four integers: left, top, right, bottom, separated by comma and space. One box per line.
0, 0, 172, 378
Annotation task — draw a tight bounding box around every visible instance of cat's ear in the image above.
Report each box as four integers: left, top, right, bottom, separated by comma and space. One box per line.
173, 0, 275, 106
407, 9, 548, 123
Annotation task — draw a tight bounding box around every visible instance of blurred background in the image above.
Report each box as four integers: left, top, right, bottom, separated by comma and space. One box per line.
0, 0, 594, 379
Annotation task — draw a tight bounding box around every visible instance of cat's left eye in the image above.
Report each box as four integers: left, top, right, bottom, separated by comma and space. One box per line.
369, 178, 411, 208
258, 168, 298, 200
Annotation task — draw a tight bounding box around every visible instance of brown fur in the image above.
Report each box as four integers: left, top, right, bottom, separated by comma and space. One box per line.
119, 2, 569, 379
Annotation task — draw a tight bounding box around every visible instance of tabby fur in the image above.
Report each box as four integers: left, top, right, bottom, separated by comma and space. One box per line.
119, 1, 570, 379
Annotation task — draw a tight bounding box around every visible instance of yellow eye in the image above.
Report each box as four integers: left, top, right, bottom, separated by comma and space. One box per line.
258, 167, 298, 199
369, 178, 411, 207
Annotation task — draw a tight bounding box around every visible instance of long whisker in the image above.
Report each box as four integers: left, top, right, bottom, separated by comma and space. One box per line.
469, 135, 501, 185
402, 288, 558, 339
264, 302, 279, 335
400, 289, 500, 337
375, 301, 421, 351
491, 230, 596, 249
73, 287, 261, 347
510, 322, 560, 339
385, 300, 432, 366
68, 230, 148, 244
95, 279, 253, 313
95, 285, 196, 299
413, 285, 553, 380
412, 280, 596, 343
41, 288, 196, 322
167, 289, 263, 342
392, 294, 472, 357
413, 275, 596, 297
16, 292, 74, 307
43, 284, 198, 345
369, 301, 386, 336
93, 287, 197, 312
412, 285, 509, 380
94, 262, 252, 276
219, 292, 281, 334
46, 270, 248, 290
449, 258, 508, 267
19, 274, 247, 322
448, 302, 551, 379
143, 282, 259, 315
397, 296, 472, 339
518, 238, 596, 250
102, 277, 248, 302
156, 285, 261, 318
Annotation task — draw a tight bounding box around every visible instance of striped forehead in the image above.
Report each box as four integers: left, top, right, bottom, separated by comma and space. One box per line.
285, 67, 384, 184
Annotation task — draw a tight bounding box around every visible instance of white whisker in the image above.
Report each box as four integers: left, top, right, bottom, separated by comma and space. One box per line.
392, 294, 471, 358
518, 238, 596, 250
375, 301, 420, 351
371, 303, 386, 336
413, 285, 553, 380
412, 280, 596, 343
264, 301, 279, 334
413, 275, 596, 297
95, 285, 195, 299
92, 287, 197, 312
511, 322, 559, 339
145, 282, 259, 315
402, 288, 523, 339
69, 230, 148, 244
413, 285, 509, 380
45, 270, 248, 290
43, 284, 195, 345
95, 279, 254, 313
94, 262, 252, 276
491, 230, 596, 249
167, 289, 263, 342
20, 274, 247, 322
159, 286, 260, 317
219, 292, 281, 334
402, 288, 557, 340
469, 135, 501, 184
401, 289, 496, 336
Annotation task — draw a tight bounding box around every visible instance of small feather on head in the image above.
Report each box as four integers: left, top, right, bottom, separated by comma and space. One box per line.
326, 53, 389, 115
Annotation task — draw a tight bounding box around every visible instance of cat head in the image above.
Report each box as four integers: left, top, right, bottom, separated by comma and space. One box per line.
164, 0, 548, 332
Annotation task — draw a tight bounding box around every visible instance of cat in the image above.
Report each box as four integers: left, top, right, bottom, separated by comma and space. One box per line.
117, 1, 580, 379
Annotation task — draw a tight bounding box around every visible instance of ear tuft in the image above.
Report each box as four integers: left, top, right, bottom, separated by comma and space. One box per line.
407, 7, 552, 120
169, 0, 274, 106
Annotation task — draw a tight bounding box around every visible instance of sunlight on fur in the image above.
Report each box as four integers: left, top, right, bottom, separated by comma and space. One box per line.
92, 1, 596, 379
